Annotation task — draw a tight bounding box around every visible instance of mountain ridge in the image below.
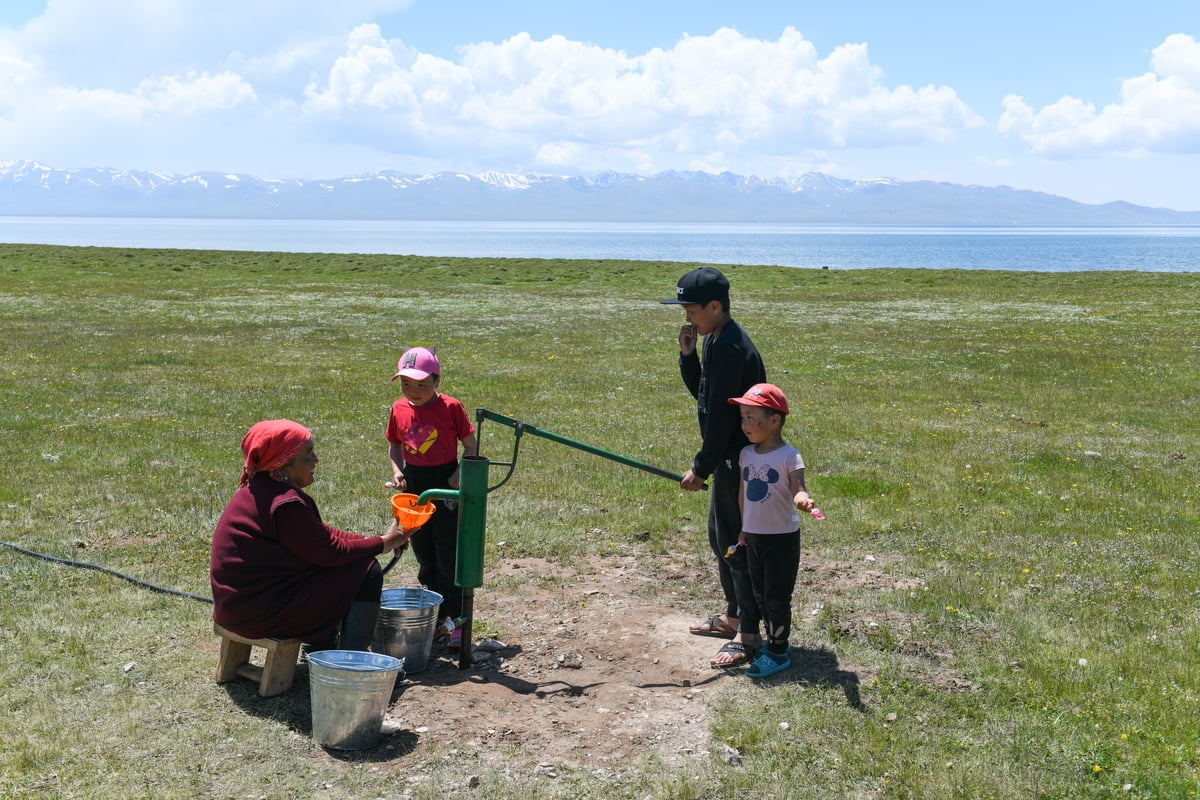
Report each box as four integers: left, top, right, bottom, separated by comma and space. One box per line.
1, 160, 1196, 225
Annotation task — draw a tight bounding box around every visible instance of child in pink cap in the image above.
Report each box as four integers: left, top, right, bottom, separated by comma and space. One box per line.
385, 346, 478, 648
727, 383, 815, 678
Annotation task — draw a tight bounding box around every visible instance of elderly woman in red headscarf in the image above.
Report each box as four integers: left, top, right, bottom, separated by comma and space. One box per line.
210, 419, 411, 651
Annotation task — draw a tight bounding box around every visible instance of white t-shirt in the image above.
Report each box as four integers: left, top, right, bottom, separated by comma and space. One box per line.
738, 442, 805, 534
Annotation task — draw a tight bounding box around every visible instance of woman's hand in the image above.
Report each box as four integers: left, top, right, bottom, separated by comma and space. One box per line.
380, 520, 412, 553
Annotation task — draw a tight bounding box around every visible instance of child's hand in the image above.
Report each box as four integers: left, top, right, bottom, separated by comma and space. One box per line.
723, 533, 749, 559
386, 474, 407, 491
794, 492, 813, 513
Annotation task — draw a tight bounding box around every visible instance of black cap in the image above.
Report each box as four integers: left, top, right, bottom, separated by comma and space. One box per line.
659, 267, 730, 305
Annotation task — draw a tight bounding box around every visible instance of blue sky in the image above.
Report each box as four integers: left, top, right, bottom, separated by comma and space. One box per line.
1, 1, 1197, 210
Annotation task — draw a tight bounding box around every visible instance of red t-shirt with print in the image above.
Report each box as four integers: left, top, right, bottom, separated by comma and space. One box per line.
385, 393, 474, 467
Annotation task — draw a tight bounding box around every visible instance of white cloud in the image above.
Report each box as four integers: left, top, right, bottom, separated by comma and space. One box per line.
300, 25, 981, 174
19, 1, 412, 76
11, 70, 253, 127
998, 33, 1200, 157
304, 24, 421, 113
0, 48, 35, 110
134, 72, 257, 115
1152, 32, 1200, 87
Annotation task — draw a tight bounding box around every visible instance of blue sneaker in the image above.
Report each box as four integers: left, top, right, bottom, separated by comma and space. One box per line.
746, 646, 791, 679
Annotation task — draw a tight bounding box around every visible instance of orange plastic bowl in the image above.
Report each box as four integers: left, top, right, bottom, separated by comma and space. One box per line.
391, 492, 435, 531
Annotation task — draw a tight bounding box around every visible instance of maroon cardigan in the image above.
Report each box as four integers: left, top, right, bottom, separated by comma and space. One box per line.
210, 474, 384, 642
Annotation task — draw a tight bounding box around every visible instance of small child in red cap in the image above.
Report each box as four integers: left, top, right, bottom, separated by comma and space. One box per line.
727, 383, 816, 678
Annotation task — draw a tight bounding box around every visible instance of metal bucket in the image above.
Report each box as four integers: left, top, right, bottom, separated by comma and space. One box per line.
372, 587, 443, 673
308, 650, 404, 750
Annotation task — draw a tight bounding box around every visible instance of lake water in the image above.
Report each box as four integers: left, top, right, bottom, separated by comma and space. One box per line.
1, 217, 1199, 272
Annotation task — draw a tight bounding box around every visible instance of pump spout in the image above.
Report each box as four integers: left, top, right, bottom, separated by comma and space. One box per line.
416, 488, 460, 505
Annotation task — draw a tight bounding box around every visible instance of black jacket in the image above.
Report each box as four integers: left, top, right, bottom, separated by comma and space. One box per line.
679, 318, 765, 478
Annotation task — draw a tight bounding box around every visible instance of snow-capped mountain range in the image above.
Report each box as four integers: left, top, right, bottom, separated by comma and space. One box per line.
0, 160, 1196, 225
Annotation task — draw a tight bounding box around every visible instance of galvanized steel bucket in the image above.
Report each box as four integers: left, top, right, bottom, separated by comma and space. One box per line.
307, 650, 404, 750
371, 587, 443, 673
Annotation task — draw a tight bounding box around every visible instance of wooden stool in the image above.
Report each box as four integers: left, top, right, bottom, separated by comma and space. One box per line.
213, 622, 302, 697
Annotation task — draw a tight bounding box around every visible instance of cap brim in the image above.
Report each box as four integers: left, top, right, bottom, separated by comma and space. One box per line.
397, 369, 432, 380
728, 397, 785, 413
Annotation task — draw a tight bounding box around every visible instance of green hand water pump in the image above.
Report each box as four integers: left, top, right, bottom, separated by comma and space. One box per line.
415, 408, 691, 669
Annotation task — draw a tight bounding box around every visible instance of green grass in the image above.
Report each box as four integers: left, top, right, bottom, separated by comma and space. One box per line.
2, 245, 1199, 798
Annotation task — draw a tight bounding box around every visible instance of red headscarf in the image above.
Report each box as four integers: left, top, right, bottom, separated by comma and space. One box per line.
239, 419, 313, 485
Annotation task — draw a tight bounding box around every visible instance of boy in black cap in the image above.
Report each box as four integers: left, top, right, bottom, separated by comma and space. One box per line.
661, 267, 767, 667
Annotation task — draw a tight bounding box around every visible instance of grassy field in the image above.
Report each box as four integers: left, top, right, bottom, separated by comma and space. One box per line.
1, 244, 1198, 799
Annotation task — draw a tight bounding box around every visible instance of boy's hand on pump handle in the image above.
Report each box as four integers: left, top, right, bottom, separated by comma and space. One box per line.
680, 469, 706, 492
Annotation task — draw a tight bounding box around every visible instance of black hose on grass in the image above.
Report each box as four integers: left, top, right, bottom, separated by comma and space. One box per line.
0, 540, 212, 604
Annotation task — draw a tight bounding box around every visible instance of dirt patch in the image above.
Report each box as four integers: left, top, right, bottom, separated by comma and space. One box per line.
318, 551, 938, 774
372, 556, 721, 772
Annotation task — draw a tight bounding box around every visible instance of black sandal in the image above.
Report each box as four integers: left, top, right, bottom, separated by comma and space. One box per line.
710, 641, 755, 668
689, 615, 737, 639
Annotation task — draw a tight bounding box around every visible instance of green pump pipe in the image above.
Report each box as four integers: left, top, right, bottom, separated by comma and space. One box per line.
417, 455, 488, 670
476, 408, 690, 484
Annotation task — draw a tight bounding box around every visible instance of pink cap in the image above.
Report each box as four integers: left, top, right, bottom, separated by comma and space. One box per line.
728, 383, 789, 415
391, 346, 440, 381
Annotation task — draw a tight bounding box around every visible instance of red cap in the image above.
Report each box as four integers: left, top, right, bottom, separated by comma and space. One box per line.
728, 383, 789, 415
